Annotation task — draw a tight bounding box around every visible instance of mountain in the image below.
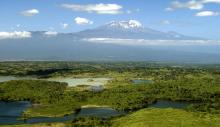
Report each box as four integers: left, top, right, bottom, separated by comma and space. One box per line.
75, 20, 201, 40
0, 21, 219, 63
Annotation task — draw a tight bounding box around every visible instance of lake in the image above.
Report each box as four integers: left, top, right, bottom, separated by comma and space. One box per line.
0, 100, 191, 125
0, 76, 110, 87
0, 100, 189, 125
0, 101, 123, 125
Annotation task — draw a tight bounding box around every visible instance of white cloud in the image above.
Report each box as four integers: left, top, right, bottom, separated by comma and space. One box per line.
20, 9, 39, 16
168, 0, 220, 11
161, 20, 171, 25
44, 31, 58, 37
83, 38, 220, 46
167, 0, 220, 17
0, 31, 31, 39
203, 0, 220, 3
62, 3, 123, 14
61, 23, 69, 29
170, 1, 204, 10
196, 11, 219, 16
74, 17, 93, 25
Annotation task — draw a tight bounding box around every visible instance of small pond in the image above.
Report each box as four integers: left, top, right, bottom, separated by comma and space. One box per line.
132, 79, 153, 85
149, 100, 190, 109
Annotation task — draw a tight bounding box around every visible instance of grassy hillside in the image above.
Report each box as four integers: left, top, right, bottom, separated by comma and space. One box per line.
112, 108, 220, 127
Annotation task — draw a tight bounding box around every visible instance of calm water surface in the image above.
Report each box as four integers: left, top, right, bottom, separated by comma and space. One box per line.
0, 76, 110, 87
133, 79, 153, 84
149, 100, 190, 109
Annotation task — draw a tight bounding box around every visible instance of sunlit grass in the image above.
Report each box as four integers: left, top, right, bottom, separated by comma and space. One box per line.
112, 108, 220, 127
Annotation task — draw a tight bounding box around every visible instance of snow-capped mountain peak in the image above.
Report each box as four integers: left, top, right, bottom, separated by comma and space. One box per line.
107, 20, 143, 29
76, 20, 202, 40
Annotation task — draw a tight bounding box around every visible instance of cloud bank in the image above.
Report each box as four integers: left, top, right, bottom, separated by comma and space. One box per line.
62, 3, 123, 14
83, 38, 220, 46
168, 0, 220, 11
169, 1, 204, 10
0, 31, 31, 39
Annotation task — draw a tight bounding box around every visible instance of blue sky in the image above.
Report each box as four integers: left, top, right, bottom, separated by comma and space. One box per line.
0, 0, 220, 39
